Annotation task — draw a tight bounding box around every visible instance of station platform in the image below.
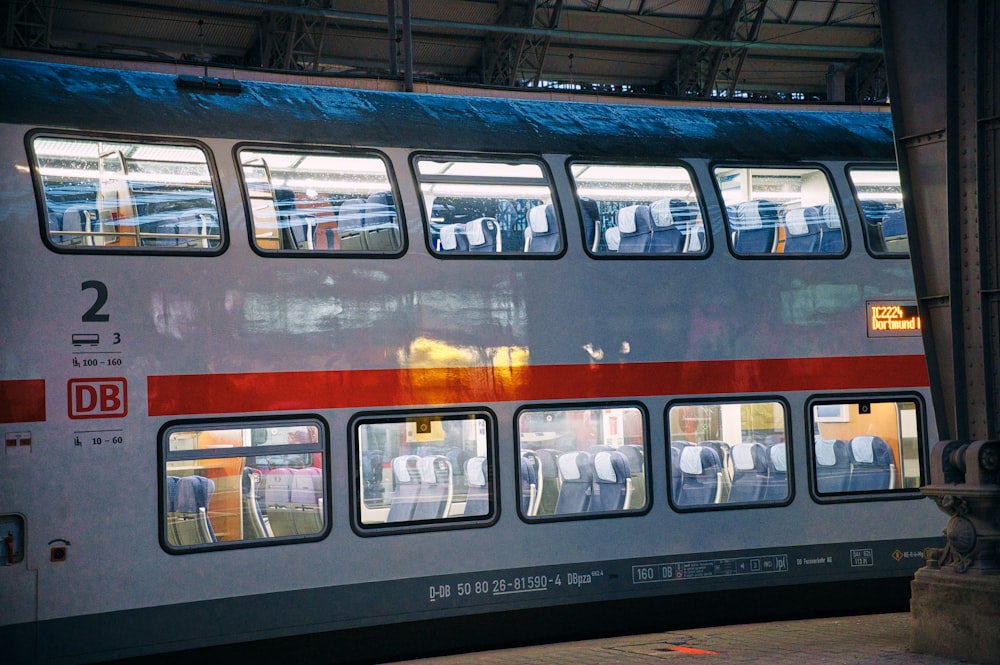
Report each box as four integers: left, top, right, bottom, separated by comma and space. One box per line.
386, 612, 978, 665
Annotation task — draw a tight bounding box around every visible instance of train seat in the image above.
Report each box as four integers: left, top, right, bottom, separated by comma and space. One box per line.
336, 198, 369, 251
604, 225, 621, 252
519, 454, 538, 516
762, 444, 788, 501
700, 440, 732, 502
466, 217, 500, 252
364, 191, 400, 251
848, 436, 896, 490
553, 451, 594, 514
619, 444, 646, 509
732, 200, 778, 253
880, 208, 908, 253
531, 449, 560, 516
438, 223, 470, 252
647, 199, 685, 253
169, 474, 217, 545
814, 437, 852, 493
241, 468, 269, 539
669, 441, 691, 503
60, 206, 100, 246
616, 204, 653, 253
782, 206, 824, 253
412, 455, 453, 520
579, 197, 601, 252
524, 204, 559, 252
860, 199, 888, 252
727, 442, 770, 503
675, 445, 722, 506
386, 455, 422, 522
263, 468, 298, 536
590, 450, 632, 512
818, 202, 845, 252
464, 456, 490, 517
683, 202, 705, 252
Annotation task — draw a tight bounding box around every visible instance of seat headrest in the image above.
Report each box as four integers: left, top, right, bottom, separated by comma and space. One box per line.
439, 223, 460, 250
604, 225, 621, 251
594, 451, 629, 483
769, 444, 787, 472
557, 451, 590, 481
784, 208, 809, 236
466, 457, 487, 486
679, 445, 704, 475
815, 438, 838, 467
731, 443, 761, 471
528, 204, 552, 233
392, 455, 419, 483
851, 436, 877, 464
418, 456, 445, 484
466, 217, 489, 247
337, 198, 366, 230
649, 199, 675, 228
734, 200, 778, 230
820, 202, 841, 229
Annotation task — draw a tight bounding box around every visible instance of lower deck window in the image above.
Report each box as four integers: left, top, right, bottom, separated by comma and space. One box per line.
355, 412, 495, 530
811, 397, 923, 495
667, 400, 789, 508
517, 404, 648, 519
161, 420, 327, 551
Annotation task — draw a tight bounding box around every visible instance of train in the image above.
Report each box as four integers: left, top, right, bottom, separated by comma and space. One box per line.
0, 57, 941, 664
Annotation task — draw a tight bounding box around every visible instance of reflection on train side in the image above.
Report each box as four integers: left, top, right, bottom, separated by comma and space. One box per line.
849, 168, 907, 255
810, 398, 921, 494
355, 413, 495, 529
517, 405, 648, 518
667, 401, 789, 507
163, 421, 325, 550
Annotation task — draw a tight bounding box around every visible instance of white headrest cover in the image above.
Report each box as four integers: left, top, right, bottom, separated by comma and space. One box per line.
439, 224, 458, 250
679, 445, 703, 475
736, 200, 763, 230
393, 455, 417, 483
418, 456, 442, 484
785, 208, 808, 236
649, 199, 675, 228
466, 218, 487, 246
605, 226, 621, 251
852, 436, 875, 464
821, 203, 841, 229
558, 451, 584, 481
528, 205, 550, 233
617, 205, 639, 234
731, 444, 757, 471
815, 438, 838, 467
465, 457, 486, 487
594, 452, 619, 482
770, 445, 787, 472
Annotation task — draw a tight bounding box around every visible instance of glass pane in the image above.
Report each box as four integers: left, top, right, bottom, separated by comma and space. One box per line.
357, 414, 493, 526
416, 157, 559, 255
239, 149, 401, 253
811, 398, 921, 494
164, 423, 325, 548
570, 163, 706, 255
667, 401, 788, 507
849, 168, 906, 255
517, 405, 647, 517
714, 166, 844, 255
33, 136, 221, 250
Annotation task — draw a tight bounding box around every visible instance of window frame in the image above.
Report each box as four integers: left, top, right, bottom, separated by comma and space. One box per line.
349, 408, 500, 536
235, 143, 406, 258
515, 401, 652, 523
29, 130, 227, 256
158, 415, 330, 554
665, 396, 794, 512
567, 158, 711, 259
846, 164, 908, 258
412, 152, 565, 259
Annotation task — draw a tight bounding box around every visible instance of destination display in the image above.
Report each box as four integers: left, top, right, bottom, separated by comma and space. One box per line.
867, 301, 922, 337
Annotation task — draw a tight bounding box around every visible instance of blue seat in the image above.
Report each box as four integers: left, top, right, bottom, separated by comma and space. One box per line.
676, 445, 722, 506
818, 203, 844, 253
579, 197, 601, 252
411, 455, 452, 520
880, 208, 908, 252
762, 444, 788, 501
437, 222, 470, 252
604, 225, 621, 252
524, 204, 559, 252
554, 451, 594, 514
732, 200, 778, 253
782, 206, 824, 253
386, 455, 421, 522
590, 450, 631, 512
465, 217, 500, 252
647, 199, 685, 253
814, 437, 851, 493
364, 191, 400, 250
727, 443, 770, 503
171, 474, 216, 543
465, 456, 490, 517
848, 436, 895, 490
619, 444, 646, 509
336, 198, 368, 251
616, 204, 653, 254
531, 449, 560, 515
518, 454, 537, 516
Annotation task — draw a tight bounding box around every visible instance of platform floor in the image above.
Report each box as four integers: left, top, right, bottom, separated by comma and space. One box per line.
387, 612, 981, 665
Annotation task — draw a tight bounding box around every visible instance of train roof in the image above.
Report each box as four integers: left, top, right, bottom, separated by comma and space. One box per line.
1, 58, 896, 162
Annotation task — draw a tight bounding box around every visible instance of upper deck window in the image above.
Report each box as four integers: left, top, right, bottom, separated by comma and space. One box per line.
414, 156, 561, 256
238, 148, 403, 255
32, 136, 222, 252
714, 166, 845, 256
569, 163, 707, 255
848, 168, 907, 256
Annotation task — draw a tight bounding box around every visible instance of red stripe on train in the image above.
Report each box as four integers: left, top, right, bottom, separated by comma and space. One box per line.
0, 379, 46, 424
147, 355, 930, 417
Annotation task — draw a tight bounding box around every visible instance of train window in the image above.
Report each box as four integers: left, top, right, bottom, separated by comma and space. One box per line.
160, 419, 327, 552
31, 136, 222, 252
569, 163, 707, 255
810, 397, 924, 496
848, 168, 907, 256
414, 156, 561, 255
517, 404, 648, 519
667, 401, 790, 508
353, 412, 496, 531
238, 148, 403, 254
714, 166, 845, 256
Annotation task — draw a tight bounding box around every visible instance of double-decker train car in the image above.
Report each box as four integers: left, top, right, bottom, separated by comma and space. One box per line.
0, 57, 940, 664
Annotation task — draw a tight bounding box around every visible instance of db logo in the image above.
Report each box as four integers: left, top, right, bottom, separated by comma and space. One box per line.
68, 378, 128, 419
